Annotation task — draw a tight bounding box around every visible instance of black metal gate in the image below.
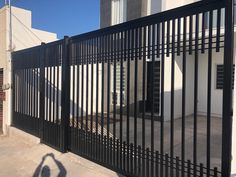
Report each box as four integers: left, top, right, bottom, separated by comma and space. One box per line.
12, 0, 234, 176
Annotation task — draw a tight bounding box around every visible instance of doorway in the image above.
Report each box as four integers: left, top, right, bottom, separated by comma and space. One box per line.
146, 61, 160, 114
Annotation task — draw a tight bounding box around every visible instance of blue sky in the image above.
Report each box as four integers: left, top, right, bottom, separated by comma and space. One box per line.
0, 1, 100, 39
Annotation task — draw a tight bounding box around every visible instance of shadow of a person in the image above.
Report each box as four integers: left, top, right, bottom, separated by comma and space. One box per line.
41, 165, 50, 177
48, 153, 66, 177
32, 153, 67, 177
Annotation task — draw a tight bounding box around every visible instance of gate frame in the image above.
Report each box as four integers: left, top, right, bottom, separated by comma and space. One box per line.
222, 0, 234, 176
11, 0, 235, 176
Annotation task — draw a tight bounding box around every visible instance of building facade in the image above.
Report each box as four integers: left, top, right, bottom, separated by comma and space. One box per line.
0, 5, 57, 134
100, 0, 236, 121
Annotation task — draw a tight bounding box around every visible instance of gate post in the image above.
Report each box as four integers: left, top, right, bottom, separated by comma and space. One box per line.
60, 36, 70, 152
222, 0, 234, 176
39, 42, 45, 139
11, 55, 15, 127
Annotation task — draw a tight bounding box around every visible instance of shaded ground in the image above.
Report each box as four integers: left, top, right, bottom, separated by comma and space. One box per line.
109, 115, 222, 170
71, 114, 222, 170
0, 135, 123, 177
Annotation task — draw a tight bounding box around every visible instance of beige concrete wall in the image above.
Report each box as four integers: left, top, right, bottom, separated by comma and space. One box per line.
197, 50, 224, 117
100, 0, 111, 28
0, 7, 7, 69
163, 54, 195, 120
127, 0, 142, 21
0, 5, 57, 135
9, 6, 57, 50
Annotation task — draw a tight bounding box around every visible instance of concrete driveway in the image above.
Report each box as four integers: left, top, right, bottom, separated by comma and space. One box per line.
109, 115, 222, 170
0, 134, 123, 177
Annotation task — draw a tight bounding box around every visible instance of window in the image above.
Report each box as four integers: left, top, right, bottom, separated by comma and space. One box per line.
216, 64, 235, 89
111, 0, 127, 25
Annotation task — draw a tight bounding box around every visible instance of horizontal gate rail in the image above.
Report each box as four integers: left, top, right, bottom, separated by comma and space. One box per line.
11, 0, 233, 176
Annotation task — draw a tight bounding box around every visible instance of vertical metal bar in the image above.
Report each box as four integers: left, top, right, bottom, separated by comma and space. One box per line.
101, 35, 105, 162
193, 13, 199, 177
216, 8, 221, 52
112, 32, 116, 166
134, 27, 138, 176
200, 163, 203, 177
138, 145, 141, 176
155, 151, 159, 177
177, 18, 181, 56
18, 69, 21, 115
156, 23, 160, 58
53, 47, 56, 146
120, 31, 124, 168
22, 68, 24, 117
110, 137, 113, 165
81, 40, 85, 149
206, 10, 213, 177
214, 167, 218, 177
221, 0, 234, 176
107, 34, 111, 163
22, 69, 24, 115
49, 57, 52, 123
160, 22, 165, 177
201, 12, 205, 53
166, 21, 170, 57
36, 64, 39, 132
139, 27, 142, 60
126, 29, 131, 172
96, 37, 99, 160
25, 68, 28, 116
45, 51, 48, 128
123, 141, 126, 171
26, 68, 29, 116
187, 160, 191, 177
146, 148, 150, 177
176, 156, 180, 177
39, 43, 45, 140
117, 139, 120, 169
27, 68, 29, 123
148, 25, 151, 59
56, 45, 60, 146
29, 68, 32, 118
90, 38, 94, 155
182, 16, 187, 177
11, 63, 14, 125
71, 44, 75, 149
142, 26, 147, 177
151, 24, 155, 177
170, 19, 175, 177
61, 36, 70, 152
189, 15, 193, 55
165, 154, 169, 177
76, 42, 81, 153
98, 134, 101, 161
85, 39, 89, 155
49, 49, 52, 145
32, 68, 35, 118
130, 143, 134, 175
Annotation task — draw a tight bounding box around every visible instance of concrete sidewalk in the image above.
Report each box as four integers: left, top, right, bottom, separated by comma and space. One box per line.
0, 134, 123, 177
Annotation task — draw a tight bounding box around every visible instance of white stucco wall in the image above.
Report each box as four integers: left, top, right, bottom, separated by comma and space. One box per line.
197, 51, 224, 117
0, 5, 57, 135
162, 54, 194, 120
